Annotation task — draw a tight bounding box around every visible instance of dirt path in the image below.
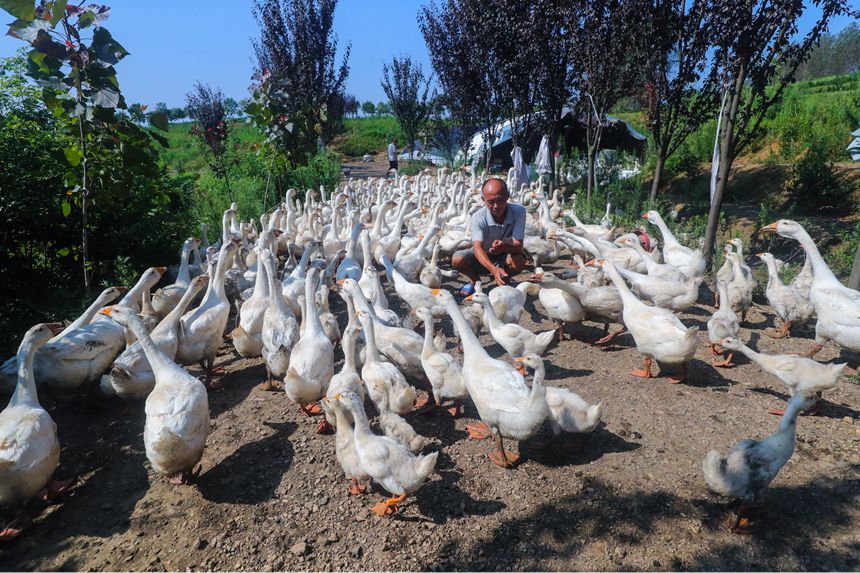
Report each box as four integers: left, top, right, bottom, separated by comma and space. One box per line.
1, 268, 859, 571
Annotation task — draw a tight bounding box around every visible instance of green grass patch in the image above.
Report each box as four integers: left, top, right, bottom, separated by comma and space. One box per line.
332, 116, 405, 158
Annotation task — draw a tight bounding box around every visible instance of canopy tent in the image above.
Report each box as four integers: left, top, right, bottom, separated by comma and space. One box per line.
459, 108, 647, 170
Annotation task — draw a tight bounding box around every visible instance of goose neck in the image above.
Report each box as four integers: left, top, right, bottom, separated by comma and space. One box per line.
441, 297, 483, 357
177, 243, 192, 285
792, 228, 835, 283
303, 270, 324, 335
360, 317, 381, 363
12, 337, 41, 406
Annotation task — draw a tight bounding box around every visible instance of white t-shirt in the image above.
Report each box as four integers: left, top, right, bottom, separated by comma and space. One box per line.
387, 143, 396, 161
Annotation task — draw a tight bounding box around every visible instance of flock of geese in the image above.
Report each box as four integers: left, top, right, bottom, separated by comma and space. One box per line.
0, 168, 857, 539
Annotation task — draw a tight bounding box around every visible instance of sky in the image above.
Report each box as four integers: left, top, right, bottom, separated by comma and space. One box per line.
0, 1, 855, 110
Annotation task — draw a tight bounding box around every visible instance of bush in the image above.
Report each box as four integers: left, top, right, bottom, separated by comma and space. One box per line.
786, 143, 853, 215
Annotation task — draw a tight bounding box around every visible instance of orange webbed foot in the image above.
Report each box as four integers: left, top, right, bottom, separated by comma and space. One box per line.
487, 449, 519, 469
466, 422, 492, 440
0, 527, 22, 542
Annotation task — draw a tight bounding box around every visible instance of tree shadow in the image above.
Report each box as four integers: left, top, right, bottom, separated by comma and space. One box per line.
206, 360, 267, 418
197, 421, 296, 505
523, 426, 641, 468
420, 475, 860, 571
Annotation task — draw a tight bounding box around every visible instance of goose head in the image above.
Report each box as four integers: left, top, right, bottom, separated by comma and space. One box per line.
411, 306, 433, 323
762, 219, 804, 239
718, 337, 745, 352
643, 210, 663, 226
25, 322, 64, 346
514, 352, 542, 372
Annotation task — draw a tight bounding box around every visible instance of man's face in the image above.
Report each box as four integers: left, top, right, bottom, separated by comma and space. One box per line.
482, 182, 509, 219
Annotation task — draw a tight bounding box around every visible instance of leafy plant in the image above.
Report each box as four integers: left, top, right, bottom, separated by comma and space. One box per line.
381, 56, 432, 160
186, 81, 232, 199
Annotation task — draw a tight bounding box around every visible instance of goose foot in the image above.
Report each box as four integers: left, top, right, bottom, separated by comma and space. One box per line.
300, 403, 323, 417
802, 398, 823, 416
466, 422, 492, 440
257, 378, 282, 391
804, 343, 823, 358
557, 323, 566, 342
526, 435, 555, 450
487, 450, 519, 469
559, 434, 584, 452
315, 419, 335, 434
170, 464, 202, 485
0, 526, 21, 542
413, 393, 432, 412
766, 323, 791, 339
592, 327, 626, 346
727, 504, 766, 534
348, 478, 366, 496
371, 493, 408, 517
712, 353, 734, 368
444, 403, 462, 417
40, 478, 74, 502
709, 343, 721, 356
631, 357, 653, 379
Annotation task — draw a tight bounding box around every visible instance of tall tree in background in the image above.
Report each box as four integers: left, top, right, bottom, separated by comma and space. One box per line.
343, 94, 359, 117
361, 101, 376, 116
251, 0, 350, 166
700, 0, 849, 269
420, 0, 504, 172
381, 56, 432, 160
639, 0, 718, 200
186, 82, 232, 199
570, 0, 647, 202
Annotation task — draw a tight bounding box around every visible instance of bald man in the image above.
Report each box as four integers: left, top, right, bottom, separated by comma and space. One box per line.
452, 178, 527, 293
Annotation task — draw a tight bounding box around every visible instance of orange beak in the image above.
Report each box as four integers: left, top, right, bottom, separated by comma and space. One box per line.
431, 289, 440, 296
99, 306, 114, 316
155, 266, 168, 275
464, 294, 474, 301
642, 214, 649, 220
337, 279, 347, 285
756, 252, 764, 257
514, 356, 527, 363
762, 222, 778, 233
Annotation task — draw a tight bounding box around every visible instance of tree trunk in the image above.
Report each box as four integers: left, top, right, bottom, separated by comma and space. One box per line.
586, 144, 596, 203
649, 152, 666, 201
848, 238, 860, 290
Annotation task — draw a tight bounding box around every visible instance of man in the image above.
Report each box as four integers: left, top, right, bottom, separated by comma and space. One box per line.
387, 138, 398, 173
451, 178, 527, 294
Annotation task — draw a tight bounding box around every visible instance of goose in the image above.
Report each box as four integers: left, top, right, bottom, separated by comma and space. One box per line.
152, 237, 200, 318
259, 250, 299, 392
316, 284, 342, 345
719, 337, 844, 415
230, 248, 270, 358
757, 252, 814, 339
573, 254, 604, 288
0, 271, 163, 392
516, 354, 603, 451
323, 323, 365, 429
335, 223, 365, 282
338, 277, 400, 328
394, 225, 440, 283
356, 310, 416, 416
139, 289, 160, 335
412, 307, 468, 416
486, 281, 540, 325
102, 307, 209, 484
643, 210, 705, 278
729, 238, 756, 295
281, 242, 319, 317
433, 289, 548, 468
532, 272, 625, 346
707, 281, 741, 367
419, 238, 459, 289
703, 393, 815, 533
714, 244, 735, 307
101, 276, 209, 401
790, 252, 813, 302
601, 260, 698, 382
33, 285, 125, 348
625, 237, 685, 282
469, 292, 555, 364
358, 229, 383, 304
320, 395, 369, 496
0, 323, 69, 541
372, 379, 429, 453
521, 268, 586, 342
283, 267, 334, 429
381, 255, 445, 317
176, 240, 238, 389
335, 390, 438, 517
725, 252, 753, 322
614, 266, 703, 312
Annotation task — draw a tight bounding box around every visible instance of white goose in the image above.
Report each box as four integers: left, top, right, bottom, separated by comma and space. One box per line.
707, 281, 741, 368
101, 275, 209, 401
643, 210, 705, 278
283, 267, 334, 430
357, 310, 416, 416
320, 395, 370, 496
176, 241, 237, 389
469, 292, 555, 364
102, 306, 209, 485
601, 260, 698, 382
433, 289, 548, 468
412, 306, 468, 415
259, 250, 299, 392
231, 248, 270, 358
0, 323, 69, 541
152, 237, 200, 318
757, 252, 814, 339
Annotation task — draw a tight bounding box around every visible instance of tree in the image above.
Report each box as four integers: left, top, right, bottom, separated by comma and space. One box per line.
700, 0, 849, 269
361, 100, 376, 116
186, 82, 232, 199
343, 94, 359, 117
128, 103, 148, 124
376, 101, 392, 115
569, 0, 647, 202
251, 0, 350, 167
638, 0, 718, 200
381, 56, 433, 160
223, 97, 240, 118
168, 107, 187, 122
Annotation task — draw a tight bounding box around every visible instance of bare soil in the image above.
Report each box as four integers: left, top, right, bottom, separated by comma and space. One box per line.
2, 265, 859, 572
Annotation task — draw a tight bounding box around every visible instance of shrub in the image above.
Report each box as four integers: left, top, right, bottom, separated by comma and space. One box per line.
786, 142, 853, 215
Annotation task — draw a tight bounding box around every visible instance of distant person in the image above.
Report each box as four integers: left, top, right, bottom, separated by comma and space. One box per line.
362, 153, 373, 163
451, 178, 526, 294
387, 138, 398, 173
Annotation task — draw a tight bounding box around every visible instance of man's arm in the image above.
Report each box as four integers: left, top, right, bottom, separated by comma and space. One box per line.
489, 238, 523, 254
472, 240, 508, 285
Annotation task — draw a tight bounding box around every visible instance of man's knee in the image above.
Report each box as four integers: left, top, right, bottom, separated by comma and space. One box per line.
506, 253, 526, 275
451, 255, 465, 270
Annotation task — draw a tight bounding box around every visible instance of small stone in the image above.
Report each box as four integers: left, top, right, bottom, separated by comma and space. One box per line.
842, 416, 854, 425
290, 541, 309, 556
328, 532, 339, 543
349, 546, 363, 559
319, 495, 329, 506
272, 557, 284, 570
195, 538, 208, 550
355, 512, 366, 522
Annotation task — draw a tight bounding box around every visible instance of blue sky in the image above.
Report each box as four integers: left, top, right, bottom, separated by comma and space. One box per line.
0, 1, 855, 110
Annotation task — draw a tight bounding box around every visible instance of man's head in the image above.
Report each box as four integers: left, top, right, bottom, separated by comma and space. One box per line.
391, 138, 396, 145
481, 178, 509, 220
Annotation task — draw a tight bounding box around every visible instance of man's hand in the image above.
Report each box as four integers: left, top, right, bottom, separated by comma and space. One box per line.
488, 239, 504, 255
491, 265, 509, 286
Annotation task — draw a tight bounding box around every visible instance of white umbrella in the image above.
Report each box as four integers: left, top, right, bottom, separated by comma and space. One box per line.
536, 135, 552, 176
511, 146, 528, 190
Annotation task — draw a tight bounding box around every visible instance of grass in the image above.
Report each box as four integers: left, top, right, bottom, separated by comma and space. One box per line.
331, 116, 405, 159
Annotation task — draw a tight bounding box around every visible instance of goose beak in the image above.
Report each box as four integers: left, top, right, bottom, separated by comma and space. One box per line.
337, 279, 347, 285
99, 306, 114, 316
514, 356, 527, 363
464, 294, 474, 301
762, 222, 778, 233
531, 273, 544, 282
642, 214, 648, 219
155, 266, 168, 275
47, 322, 65, 336
115, 286, 129, 294
431, 289, 441, 296
756, 252, 764, 257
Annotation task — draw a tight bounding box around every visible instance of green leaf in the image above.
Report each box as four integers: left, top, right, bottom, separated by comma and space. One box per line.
63, 146, 83, 166
90, 27, 129, 65
0, 0, 34, 20
57, 247, 70, 256
77, 10, 94, 28
7, 17, 49, 42
149, 110, 168, 131
90, 87, 120, 108
50, 0, 66, 27
60, 202, 71, 217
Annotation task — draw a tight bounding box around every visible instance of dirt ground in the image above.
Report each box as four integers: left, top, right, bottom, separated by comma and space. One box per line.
2, 262, 860, 572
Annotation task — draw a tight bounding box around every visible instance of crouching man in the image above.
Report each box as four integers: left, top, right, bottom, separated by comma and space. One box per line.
452, 178, 527, 293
